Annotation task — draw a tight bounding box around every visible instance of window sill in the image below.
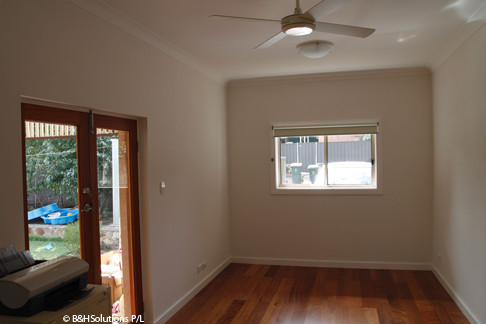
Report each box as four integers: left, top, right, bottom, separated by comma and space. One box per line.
271, 186, 382, 195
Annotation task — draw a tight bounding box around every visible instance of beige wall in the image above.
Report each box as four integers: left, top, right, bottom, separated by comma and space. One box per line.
227, 69, 433, 266
0, 1, 230, 322
3, 0, 484, 322
433, 24, 486, 323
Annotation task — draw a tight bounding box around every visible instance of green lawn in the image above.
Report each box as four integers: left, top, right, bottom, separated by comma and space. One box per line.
29, 238, 70, 260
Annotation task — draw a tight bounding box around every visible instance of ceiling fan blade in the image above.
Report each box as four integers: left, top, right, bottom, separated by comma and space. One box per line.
304, 0, 353, 20
210, 15, 280, 24
255, 32, 287, 49
315, 21, 375, 38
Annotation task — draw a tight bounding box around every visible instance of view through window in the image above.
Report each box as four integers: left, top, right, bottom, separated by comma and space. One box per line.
274, 124, 378, 190
25, 122, 80, 260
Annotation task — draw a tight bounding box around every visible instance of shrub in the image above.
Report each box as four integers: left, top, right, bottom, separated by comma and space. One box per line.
64, 221, 80, 256
29, 235, 63, 242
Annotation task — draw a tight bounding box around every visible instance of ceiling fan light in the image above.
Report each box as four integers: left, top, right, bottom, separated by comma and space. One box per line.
297, 41, 334, 58
285, 26, 313, 36
282, 22, 315, 36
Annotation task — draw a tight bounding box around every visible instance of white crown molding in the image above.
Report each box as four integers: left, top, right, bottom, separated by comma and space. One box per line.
69, 0, 224, 84
58, 0, 486, 86
226, 67, 431, 88
429, 2, 486, 71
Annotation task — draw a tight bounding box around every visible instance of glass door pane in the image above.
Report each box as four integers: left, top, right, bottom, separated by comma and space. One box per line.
25, 122, 80, 260
97, 128, 132, 320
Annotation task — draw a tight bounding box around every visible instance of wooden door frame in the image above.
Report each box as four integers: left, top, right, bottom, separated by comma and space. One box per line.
21, 103, 144, 317
93, 114, 144, 318
21, 103, 99, 283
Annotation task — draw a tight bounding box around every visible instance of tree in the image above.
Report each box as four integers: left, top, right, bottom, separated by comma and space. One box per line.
360, 134, 371, 141
25, 135, 116, 209
26, 137, 78, 207
286, 136, 319, 143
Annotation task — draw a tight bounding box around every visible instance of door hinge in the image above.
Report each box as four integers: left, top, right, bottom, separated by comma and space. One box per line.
89, 110, 94, 134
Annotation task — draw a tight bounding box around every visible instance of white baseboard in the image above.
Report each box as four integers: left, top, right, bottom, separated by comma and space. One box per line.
154, 257, 232, 324
432, 266, 481, 324
231, 256, 432, 270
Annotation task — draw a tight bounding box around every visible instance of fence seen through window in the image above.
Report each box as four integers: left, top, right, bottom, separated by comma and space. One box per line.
273, 124, 378, 189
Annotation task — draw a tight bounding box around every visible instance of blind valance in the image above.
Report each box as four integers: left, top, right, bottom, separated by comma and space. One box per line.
272, 123, 378, 137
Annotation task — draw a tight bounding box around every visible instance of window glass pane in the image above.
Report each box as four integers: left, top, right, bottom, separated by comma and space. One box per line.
97, 129, 132, 318
25, 122, 80, 260
279, 136, 325, 186
327, 134, 372, 185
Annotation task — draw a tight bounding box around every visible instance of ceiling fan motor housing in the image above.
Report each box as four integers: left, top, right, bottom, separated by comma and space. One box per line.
281, 14, 316, 36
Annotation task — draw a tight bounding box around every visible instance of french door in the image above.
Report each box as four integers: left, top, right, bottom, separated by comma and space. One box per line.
21, 103, 143, 319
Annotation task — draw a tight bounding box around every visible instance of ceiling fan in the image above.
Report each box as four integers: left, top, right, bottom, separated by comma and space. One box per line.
210, 0, 375, 49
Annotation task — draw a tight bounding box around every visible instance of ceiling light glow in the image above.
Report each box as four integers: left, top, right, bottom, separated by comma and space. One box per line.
285, 26, 313, 36
282, 20, 315, 36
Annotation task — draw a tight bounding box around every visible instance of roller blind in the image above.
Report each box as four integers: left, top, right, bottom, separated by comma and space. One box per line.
273, 123, 378, 137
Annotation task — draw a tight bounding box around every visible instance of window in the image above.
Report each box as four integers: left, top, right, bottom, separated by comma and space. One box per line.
273, 123, 379, 192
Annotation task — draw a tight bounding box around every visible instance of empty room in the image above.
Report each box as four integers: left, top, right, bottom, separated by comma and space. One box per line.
1, 0, 485, 323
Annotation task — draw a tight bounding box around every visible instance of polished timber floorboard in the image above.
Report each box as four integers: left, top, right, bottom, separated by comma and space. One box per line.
166, 263, 469, 324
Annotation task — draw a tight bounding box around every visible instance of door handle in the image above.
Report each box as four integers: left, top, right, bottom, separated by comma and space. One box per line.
82, 203, 93, 213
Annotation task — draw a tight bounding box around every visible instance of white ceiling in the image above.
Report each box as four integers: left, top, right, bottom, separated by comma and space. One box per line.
75, 0, 486, 81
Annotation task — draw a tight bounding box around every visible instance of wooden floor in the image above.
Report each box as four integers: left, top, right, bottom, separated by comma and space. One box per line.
167, 263, 469, 324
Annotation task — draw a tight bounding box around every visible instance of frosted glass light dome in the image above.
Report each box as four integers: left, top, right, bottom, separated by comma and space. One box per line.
297, 41, 334, 58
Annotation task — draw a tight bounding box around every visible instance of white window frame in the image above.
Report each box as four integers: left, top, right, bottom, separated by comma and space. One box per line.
270, 123, 383, 195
